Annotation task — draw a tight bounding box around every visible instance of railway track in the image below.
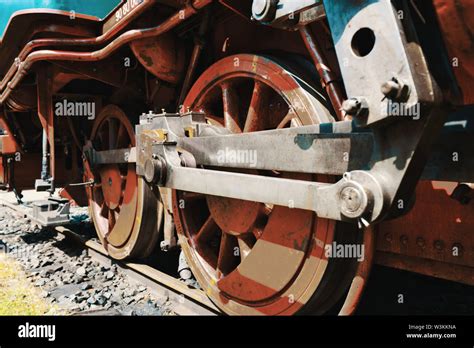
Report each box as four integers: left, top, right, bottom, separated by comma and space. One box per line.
0, 190, 219, 316
2, 190, 473, 316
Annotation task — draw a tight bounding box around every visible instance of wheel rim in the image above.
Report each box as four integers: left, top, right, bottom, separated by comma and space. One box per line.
173, 55, 358, 315
85, 105, 161, 260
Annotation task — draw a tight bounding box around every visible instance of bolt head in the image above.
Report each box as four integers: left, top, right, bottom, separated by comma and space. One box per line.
381, 80, 401, 98
144, 157, 166, 185
252, 0, 278, 22
339, 185, 368, 219
342, 97, 367, 117
252, 0, 268, 15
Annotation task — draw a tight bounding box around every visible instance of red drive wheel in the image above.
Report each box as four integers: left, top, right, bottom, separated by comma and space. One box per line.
173, 55, 360, 315
85, 105, 161, 260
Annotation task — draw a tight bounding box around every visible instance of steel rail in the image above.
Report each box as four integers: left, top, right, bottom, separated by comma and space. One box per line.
0, 197, 218, 316
56, 226, 219, 316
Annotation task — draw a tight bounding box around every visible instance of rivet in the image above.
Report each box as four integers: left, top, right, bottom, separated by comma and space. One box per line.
400, 235, 408, 246
416, 237, 425, 249
434, 240, 445, 251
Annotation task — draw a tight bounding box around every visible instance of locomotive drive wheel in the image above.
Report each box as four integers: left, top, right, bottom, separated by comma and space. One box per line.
173, 54, 360, 315
85, 105, 161, 260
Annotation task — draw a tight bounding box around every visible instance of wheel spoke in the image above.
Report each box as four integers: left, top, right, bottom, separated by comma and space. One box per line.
108, 118, 117, 150
221, 82, 242, 133
217, 233, 238, 277
276, 109, 297, 129
183, 191, 205, 201
196, 106, 223, 127
250, 225, 264, 240
237, 234, 254, 262
100, 202, 108, 218
244, 81, 269, 132
108, 209, 116, 231
195, 216, 218, 243
115, 122, 125, 149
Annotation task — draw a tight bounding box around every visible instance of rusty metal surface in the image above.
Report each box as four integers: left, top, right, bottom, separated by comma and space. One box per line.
0, 0, 212, 106
433, 0, 474, 105
172, 54, 359, 315
0, 110, 20, 155
84, 105, 161, 260
36, 65, 55, 179
339, 226, 375, 315
376, 180, 474, 285
0, 0, 471, 317
299, 25, 345, 121
0, 0, 152, 94
130, 32, 185, 84
0, 11, 100, 75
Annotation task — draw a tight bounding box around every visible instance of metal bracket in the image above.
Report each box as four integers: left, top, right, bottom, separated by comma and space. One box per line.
323, 0, 437, 127
31, 197, 70, 226
252, 0, 325, 28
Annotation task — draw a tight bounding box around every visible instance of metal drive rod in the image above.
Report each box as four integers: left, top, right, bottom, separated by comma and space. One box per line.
178, 132, 373, 174
167, 164, 349, 220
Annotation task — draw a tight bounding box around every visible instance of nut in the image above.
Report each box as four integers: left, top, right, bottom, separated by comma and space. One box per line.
342, 97, 368, 117
381, 77, 410, 101
144, 156, 166, 185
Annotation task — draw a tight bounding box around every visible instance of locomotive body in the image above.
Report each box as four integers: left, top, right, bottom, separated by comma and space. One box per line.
0, 0, 472, 315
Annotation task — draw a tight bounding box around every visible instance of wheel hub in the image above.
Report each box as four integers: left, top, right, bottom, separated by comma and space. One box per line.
99, 165, 122, 210
206, 196, 261, 236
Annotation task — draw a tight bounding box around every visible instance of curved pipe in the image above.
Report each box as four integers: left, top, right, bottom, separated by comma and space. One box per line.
338, 226, 375, 316
0, 0, 212, 105
0, 0, 154, 92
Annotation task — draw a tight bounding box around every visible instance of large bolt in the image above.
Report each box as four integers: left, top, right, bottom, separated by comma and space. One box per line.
339, 185, 368, 219
144, 156, 166, 185
252, 0, 278, 22
342, 97, 368, 117
381, 77, 410, 101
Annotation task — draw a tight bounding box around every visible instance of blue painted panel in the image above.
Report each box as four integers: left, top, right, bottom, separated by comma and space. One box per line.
322, 0, 378, 44
0, 0, 121, 37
